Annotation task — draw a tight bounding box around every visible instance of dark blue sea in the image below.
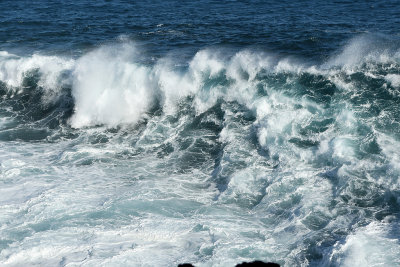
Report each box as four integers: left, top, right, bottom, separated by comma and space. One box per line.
1, 1, 400, 266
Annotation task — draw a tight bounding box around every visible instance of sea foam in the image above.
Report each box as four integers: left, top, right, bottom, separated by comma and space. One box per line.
1, 36, 400, 266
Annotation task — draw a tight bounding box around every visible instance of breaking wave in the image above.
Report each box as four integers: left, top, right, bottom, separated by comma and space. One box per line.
1, 34, 400, 266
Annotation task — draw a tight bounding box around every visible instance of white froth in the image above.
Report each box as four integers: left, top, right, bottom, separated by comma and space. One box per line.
329, 222, 400, 267
385, 74, 400, 88
1, 36, 400, 266
376, 132, 400, 177
70, 44, 155, 128
0, 51, 74, 101
0, 36, 397, 129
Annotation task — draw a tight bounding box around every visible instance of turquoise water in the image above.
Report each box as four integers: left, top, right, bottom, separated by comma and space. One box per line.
1, 1, 400, 266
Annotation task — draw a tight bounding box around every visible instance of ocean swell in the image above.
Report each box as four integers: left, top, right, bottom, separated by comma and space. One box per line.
1, 35, 400, 266
0, 35, 399, 129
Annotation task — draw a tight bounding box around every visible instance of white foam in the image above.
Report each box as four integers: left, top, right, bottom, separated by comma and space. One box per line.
323, 35, 400, 73
1, 38, 400, 266
0, 51, 74, 101
69, 44, 156, 128
0, 38, 392, 129
154, 60, 192, 114
385, 74, 400, 88
329, 222, 400, 267
226, 50, 272, 81
0, 34, 398, 129
376, 132, 400, 178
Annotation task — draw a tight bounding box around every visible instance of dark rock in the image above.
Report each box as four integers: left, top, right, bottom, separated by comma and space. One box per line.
235, 261, 280, 267
177, 261, 280, 267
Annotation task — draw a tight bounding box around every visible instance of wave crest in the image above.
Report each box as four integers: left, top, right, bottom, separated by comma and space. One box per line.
0, 34, 399, 129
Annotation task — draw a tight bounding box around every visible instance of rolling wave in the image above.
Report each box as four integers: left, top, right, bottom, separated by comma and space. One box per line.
1, 34, 400, 266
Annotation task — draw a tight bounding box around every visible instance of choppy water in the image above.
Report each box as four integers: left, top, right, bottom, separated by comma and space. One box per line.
1, 1, 400, 266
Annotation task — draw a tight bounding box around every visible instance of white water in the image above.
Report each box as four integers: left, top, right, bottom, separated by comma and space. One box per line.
1, 37, 400, 266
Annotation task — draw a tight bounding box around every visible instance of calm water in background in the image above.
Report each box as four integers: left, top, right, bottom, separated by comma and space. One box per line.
2, 0, 399, 58
1, 1, 400, 266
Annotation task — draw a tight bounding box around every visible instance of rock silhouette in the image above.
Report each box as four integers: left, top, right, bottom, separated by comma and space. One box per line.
178, 261, 280, 267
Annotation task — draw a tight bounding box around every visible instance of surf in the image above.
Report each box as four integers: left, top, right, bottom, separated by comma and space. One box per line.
1, 34, 400, 266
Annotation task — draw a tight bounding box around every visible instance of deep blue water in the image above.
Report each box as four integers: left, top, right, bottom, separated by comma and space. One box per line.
1, 0, 399, 58
1, 1, 400, 266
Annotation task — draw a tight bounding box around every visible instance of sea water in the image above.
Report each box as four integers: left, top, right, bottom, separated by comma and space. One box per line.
1, 1, 400, 266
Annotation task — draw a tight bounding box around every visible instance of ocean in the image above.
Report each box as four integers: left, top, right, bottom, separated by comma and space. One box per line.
1, 0, 400, 266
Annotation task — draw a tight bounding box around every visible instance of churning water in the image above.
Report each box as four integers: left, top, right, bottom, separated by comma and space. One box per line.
1, 1, 400, 266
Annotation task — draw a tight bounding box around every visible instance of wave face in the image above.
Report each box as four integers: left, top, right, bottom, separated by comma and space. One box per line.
1, 34, 400, 266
